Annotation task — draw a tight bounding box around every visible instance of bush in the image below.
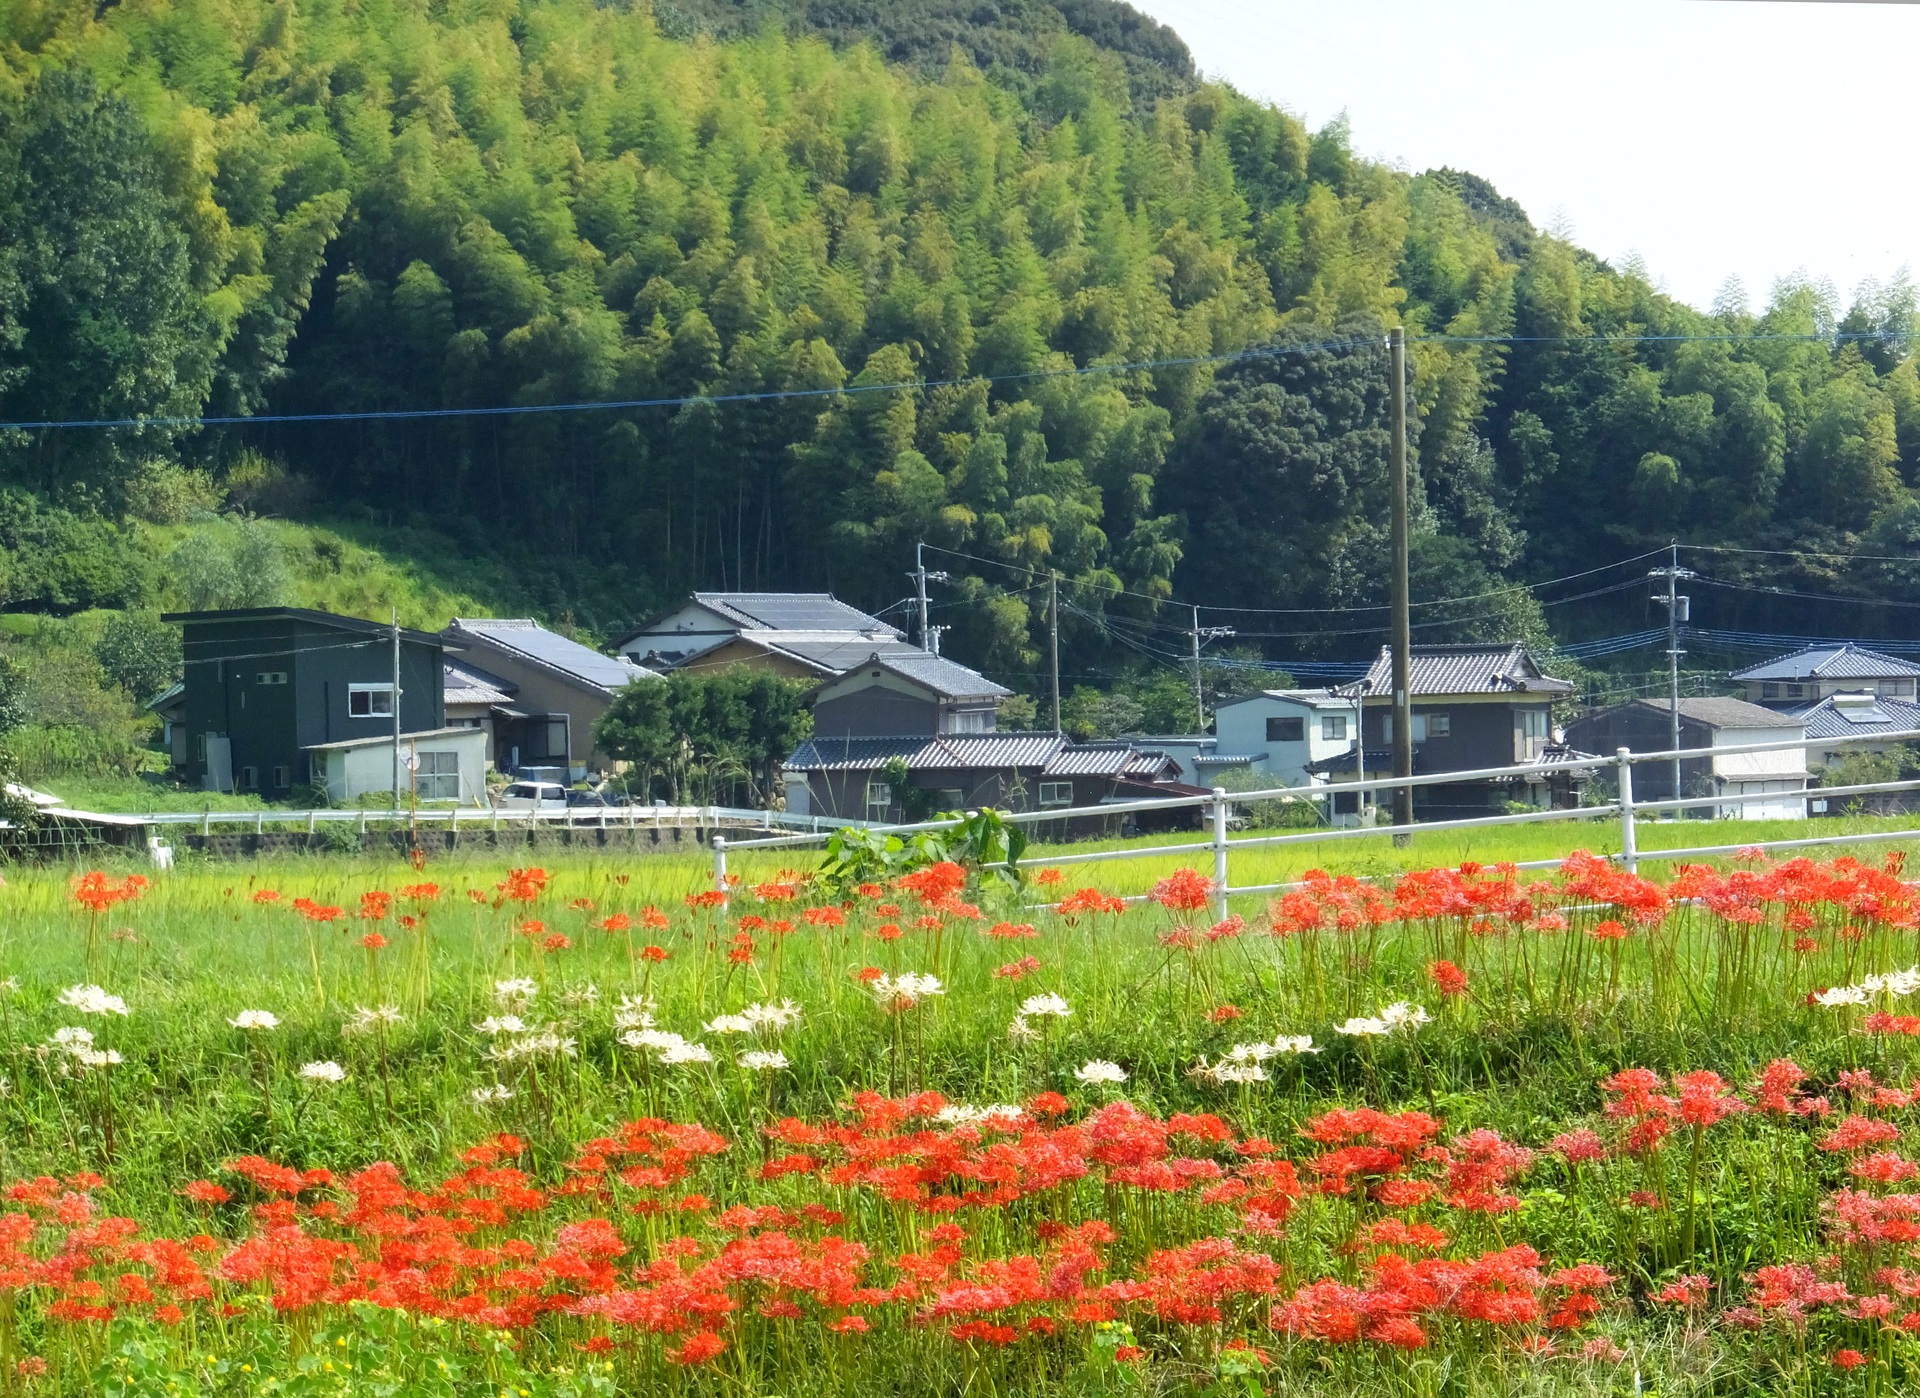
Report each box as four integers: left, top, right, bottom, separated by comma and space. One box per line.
95, 611, 182, 702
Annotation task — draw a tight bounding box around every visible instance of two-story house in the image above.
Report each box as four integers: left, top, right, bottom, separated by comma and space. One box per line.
1210, 689, 1366, 787
1730, 644, 1920, 774
164, 607, 485, 804
1320, 644, 1585, 819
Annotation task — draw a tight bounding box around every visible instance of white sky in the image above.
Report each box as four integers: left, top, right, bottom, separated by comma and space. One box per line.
1129, 0, 1918, 313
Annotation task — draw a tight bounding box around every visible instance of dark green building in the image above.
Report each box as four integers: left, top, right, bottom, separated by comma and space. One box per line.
162, 608, 444, 795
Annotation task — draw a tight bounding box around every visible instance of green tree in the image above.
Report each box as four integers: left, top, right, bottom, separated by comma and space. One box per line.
96, 612, 185, 703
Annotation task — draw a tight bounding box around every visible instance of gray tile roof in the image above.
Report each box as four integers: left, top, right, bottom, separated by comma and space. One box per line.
1632, 696, 1804, 729
1731, 644, 1920, 682
786, 732, 1066, 772
745, 632, 926, 675
1793, 694, 1920, 739
1340, 644, 1574, 698
1215, 688, 1353, 711
835, 651, 1012, 700
445, 619, 654, 695
1041, 744, 1178, 778
693, 592, 903, 637
443, 656, 516, 707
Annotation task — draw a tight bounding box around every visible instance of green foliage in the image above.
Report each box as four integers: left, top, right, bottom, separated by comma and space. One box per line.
1062, 684, 1143, 739
817, 803, 1027, 893
880, 754, 943, 823
594, 668, 813, 804
164, 513, 290, 611
95, 611, 183, 703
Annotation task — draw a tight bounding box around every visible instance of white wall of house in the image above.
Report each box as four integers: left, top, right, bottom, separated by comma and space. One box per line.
311, 728, 489, 807
1212, 692, 1357, 786
1711, 726, 1808, 819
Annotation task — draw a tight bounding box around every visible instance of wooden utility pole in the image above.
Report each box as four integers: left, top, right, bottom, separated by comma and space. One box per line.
1049, 571, 1062, 737
1389, 328, 1414, 835
390, 608, 403, 812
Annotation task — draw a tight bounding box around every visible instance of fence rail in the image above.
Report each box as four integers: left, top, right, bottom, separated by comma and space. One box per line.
713, 727, 1920, 919
46, 803, 855, 840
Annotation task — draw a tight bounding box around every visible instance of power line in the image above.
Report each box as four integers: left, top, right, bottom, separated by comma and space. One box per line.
1690, 575, 1920, 611
1686, 542, 1920, 566
2, 330, 1909, 433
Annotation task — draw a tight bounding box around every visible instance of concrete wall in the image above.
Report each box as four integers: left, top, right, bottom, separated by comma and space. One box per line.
814, 686, 939, 738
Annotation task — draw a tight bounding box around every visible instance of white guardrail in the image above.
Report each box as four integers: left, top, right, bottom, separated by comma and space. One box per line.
47, 804, 857, 839
714, 727, 1920, 921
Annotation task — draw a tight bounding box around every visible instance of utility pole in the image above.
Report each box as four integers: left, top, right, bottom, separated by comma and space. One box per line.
1048, 571, 1062, 737
1388, 327, 1414, 835
1649, 543, 1695, 817
1189, 607, 1236, 733
909, 542, 949, 652
390, 608, 403, 813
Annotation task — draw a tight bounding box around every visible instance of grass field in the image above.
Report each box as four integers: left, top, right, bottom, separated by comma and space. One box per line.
3, 824, 1920, 1394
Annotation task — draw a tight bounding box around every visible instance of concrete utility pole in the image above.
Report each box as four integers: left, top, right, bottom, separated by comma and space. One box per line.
1649, 542, 1695, 816
909, 542, 949, 652
390, 608, 403, 812
1388, 327, 1414, 835
1049, 570, 1062, 737
1189, 606, 1236, 733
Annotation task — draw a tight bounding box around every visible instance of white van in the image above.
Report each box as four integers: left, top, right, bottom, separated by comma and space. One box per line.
497, 780, 570, 811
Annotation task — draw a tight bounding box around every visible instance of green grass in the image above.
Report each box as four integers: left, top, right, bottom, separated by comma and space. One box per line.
0, 834, 1918, 1393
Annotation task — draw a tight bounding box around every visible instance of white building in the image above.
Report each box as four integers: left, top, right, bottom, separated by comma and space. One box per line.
304, 727, 490, 808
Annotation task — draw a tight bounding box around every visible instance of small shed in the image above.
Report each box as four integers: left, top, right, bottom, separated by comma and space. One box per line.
304, 727, 489, 807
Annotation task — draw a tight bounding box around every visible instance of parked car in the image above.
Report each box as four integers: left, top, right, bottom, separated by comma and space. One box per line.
565, 789, 610, 808
497, 780, 569, 811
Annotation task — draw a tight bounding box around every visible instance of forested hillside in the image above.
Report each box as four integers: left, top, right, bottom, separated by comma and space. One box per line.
2, 0, 1919, 703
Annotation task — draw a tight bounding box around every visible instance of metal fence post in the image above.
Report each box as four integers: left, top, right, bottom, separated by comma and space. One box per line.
1616, 747, 1638, 874
1211, 786, 1230, 922
713, 835, 729, 913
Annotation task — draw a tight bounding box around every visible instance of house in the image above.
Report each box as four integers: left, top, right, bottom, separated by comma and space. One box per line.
442, 656, 519, 765
440, 618, 655, 779
1732, 644, 1920, 708
1210, 689, 1363, 787
1564, 697, 1808, 818
812, 652, 1011, 738
1323, 644, 1584, 819
782, 731, 1203, 827
306, 727, 490, 807
1781, 692, 1920, 778
161, 608, 445, 798
616, 592, 916, 678
1120, 735, 1217, 786
147, 682, 188, 771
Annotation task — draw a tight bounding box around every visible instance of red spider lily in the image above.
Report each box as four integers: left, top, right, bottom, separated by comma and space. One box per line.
251, 890, 282, 905
1209, 1004, 1244, 1023
360, 932, 387, 950
599, 913, 632, 933
292, 900, 343, 924
641, 945, 670, 963
1427, 960, 1468, 997
1056, 888, 1126, 918
71, 872, 147, 915
897, 863, 967, 904
639, 906, 669, 930
986, 921, 1037, 939
802, 907, 845, 928
1149, 868, 1212, 913
358, 891, 391, 921
401, 882, 441, 901
684, 890, 727, 910
992, 957, 1042, 981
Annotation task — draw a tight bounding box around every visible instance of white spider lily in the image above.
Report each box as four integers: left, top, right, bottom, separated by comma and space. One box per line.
1272, 1035, 1321, 1055
475, 1015, 527, 1036
1814, 985, 1869, 1007
469, 1083, 514, 1106
299, 1060, 347, 1083
658, 1040, 714, 1066
60, 985, 128, 1017
704, 1013, 756, 1035
1074, 1059, 1128, 1085
740, 1000, 803, 1031
737, 1049, 789, 1072
1018, 992, 1072, 1019
229, 1010, 279, 1031
344, 1004, 404, 1036
493, 978, 539, 1006
871, 972, 944, 1009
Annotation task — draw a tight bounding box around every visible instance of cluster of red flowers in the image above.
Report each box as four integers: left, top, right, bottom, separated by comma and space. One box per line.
0, 1095, 1639, 1364
70, 871, 149, 915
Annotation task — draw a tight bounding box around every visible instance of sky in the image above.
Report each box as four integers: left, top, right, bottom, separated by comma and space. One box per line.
1129, 0, 1918, 314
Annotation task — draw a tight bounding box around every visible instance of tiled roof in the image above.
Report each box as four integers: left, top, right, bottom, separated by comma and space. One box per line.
831, 651, 1012, 700
740, 631, 923, 675
693, 592, 902, 637
1041, 744, 1180, 779
1588, 696, 1803, 730
445, 619, 654, 695
1793, 694, 1920, 739
1730, 644, 1920, 682
786, 733, 1067, 772
443, 656, 516, 707
1339, 644, 1573, 698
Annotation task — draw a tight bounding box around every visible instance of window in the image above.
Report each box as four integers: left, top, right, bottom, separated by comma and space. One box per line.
1266, 715, 1305, 742
935, 788, 966, 812
865, 780, 892, 822
946, 708, 990, 734
1881, 680, 1906, 698
1320, 715, 1348, 741
236, 766, 258, 792
1785, 682, 1805, 699
348, 683, 394, 718
414, 750, 461, 802
546, 717, 570, 760
1381, 715, 1429, 743
1521, 710, 1549, 738
1427, 713, 1451, 739
270, 765, 290, 790
1038, 781, 1074, 808
1762, 682, 1781, 700
256, 671, 287, 686
194, 732, 209, 762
